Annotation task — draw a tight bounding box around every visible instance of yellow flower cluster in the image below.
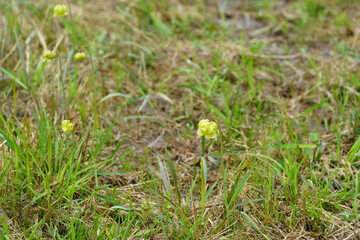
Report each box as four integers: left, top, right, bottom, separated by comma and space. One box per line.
74, 52, 86, 61
43, 50, 57, 60
61, 120, 75, 133
197, 119, 218, 139
54, 4, 68, 17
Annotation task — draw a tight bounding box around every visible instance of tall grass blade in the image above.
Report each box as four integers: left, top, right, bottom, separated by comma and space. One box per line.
157, 155, 171, 194
241, 212, 270, 240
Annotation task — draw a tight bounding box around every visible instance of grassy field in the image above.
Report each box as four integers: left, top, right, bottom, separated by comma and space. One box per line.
1, 0, 360, 239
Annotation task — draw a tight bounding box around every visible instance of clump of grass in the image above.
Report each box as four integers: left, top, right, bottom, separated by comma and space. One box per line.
0, 111, 132, 238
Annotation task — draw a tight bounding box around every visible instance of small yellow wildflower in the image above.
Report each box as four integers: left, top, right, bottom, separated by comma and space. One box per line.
54, 4, 68, 17
197, 119, 218, 139
74, 52, 86, 62
61, 120, 74, 133
43, 50, 57, 60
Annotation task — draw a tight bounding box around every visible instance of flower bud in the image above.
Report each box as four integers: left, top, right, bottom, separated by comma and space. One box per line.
61, 120, 74, 133
54, 4, 68, 17
74, 52, 86, 62
197, 119, 218, 139
43, 50, 57, 60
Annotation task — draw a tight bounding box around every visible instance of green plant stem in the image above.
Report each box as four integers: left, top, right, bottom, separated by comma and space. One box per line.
66, 0, 73, 22
200, 157, 206, 214
83, 46, 98, 134
201, 135, 205, 155
58, 54, 67, 117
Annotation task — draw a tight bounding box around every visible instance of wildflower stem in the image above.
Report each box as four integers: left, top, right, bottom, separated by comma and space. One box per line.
13, 28, 29, 94
66, 0, 73, 23
200, 157, 206, 214
58, 53, 64, 116
201, 135, 205, 155
82, 46, 98, 134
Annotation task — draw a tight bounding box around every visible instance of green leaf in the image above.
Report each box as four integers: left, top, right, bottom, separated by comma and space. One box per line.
241, 212, 270, 240
228, 169, 252, 206
94, 171, 132, 176
99, 93, 130, 103
157, 155, 171, 194
165, 146, 181, 205
110, 205, 134, 211
150, 12, 173, 36
0, 66, 27, 90
347, 135, 360, 162
259, 144, 317, 150
207, 102, 229, 125
205, 180, 218, 200
88, 125, 113, 162
300, 97, 329, 116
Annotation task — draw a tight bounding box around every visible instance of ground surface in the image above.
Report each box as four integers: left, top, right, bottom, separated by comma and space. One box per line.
1, 0, 360, 239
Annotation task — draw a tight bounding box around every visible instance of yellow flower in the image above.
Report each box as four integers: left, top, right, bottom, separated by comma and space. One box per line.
74, 52, 86, 62
61, 120, 74, 133
54, 4, 68, 17
43, 50, 57, 60
197, 119, 218, 139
